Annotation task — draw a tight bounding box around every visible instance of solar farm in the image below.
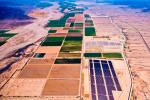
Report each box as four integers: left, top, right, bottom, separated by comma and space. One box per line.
0, 2, 131, 100
89, 60, 122, 100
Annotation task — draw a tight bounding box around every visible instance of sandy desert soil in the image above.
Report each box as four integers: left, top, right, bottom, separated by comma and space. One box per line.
82, 2, 150, 99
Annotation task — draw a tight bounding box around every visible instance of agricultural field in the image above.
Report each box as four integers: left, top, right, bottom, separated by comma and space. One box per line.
102, 53, 123, 58
41, 37, 65, 46
0, 1, 132, 100
85, 27, 96, 36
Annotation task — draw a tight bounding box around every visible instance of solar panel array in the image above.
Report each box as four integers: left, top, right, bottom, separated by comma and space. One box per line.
89, 59, 122, 100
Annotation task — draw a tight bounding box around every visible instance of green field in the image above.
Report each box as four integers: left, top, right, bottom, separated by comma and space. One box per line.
74, 23, 83, 27
85, 20, 93, 23
55, 58, 81, 64
60, 46, 82, 52
48, 30, 57, 33
0, 33, 16, 38
41, 37, 64, 46
44, 37, 64, 42
85, 20, 94, 26
47, 13, 75, 27
102, 53, 123, 58
63, 41, 82, 46
68, 29, 81, 33
41, 42, 63, 46
84, 53, 102, 57
65, 36, 83, 41
85, 27, 96, 36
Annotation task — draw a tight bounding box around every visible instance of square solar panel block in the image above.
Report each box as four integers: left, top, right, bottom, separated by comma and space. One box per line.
96, 75, 104, 85
103, 69, 111, 77
94, 68, 102, 76
105, 77, 114, 86
94, 63, 102, 76
94, 63, 101, 69
97, 85, 106, 95
101, 63, 109, 70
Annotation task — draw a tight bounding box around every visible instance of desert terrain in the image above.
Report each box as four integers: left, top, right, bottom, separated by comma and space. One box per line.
0, 1, 150, 100
82, 2, 150, 99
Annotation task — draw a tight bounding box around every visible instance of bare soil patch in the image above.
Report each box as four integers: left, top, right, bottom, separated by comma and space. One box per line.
18, 64, 51, 78
42, 79, 79, 96
49, 64, 81, 78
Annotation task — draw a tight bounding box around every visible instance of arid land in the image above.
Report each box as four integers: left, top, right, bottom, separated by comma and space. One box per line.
0, 1, 150, 100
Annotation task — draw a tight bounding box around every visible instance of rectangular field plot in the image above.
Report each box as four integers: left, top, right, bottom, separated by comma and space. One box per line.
48, 30, 57, 33
55, 58, 81, 64
67, 33, 82, 37
58, 53, 81, 58
63, 41, 82, 46
41, 37, 64, 46
60, 46, 82, 52
41, 42, 63, 46
85, 27, 96, 36
84, 53, 101, 58
18, 64, 51, 78
42, 79, 79, 96
68, 29, 81, 33
28, 59, 55, 65
85, 20, 94, 26
0, 33, 16, 38
49, 64, 80, 78
65, 36, 83, 41
47, 33, 67, 37
36, 46, 61, 54
1, 79, 46, 96
74, 23, 83, 27
102, 53, 123, 58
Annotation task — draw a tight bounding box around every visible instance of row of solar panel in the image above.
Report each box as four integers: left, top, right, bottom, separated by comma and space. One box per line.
89, 60, 122, 100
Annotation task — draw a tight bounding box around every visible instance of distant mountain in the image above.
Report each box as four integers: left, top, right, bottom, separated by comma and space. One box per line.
0, 0, 40, 20
0, 6, 32, 20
